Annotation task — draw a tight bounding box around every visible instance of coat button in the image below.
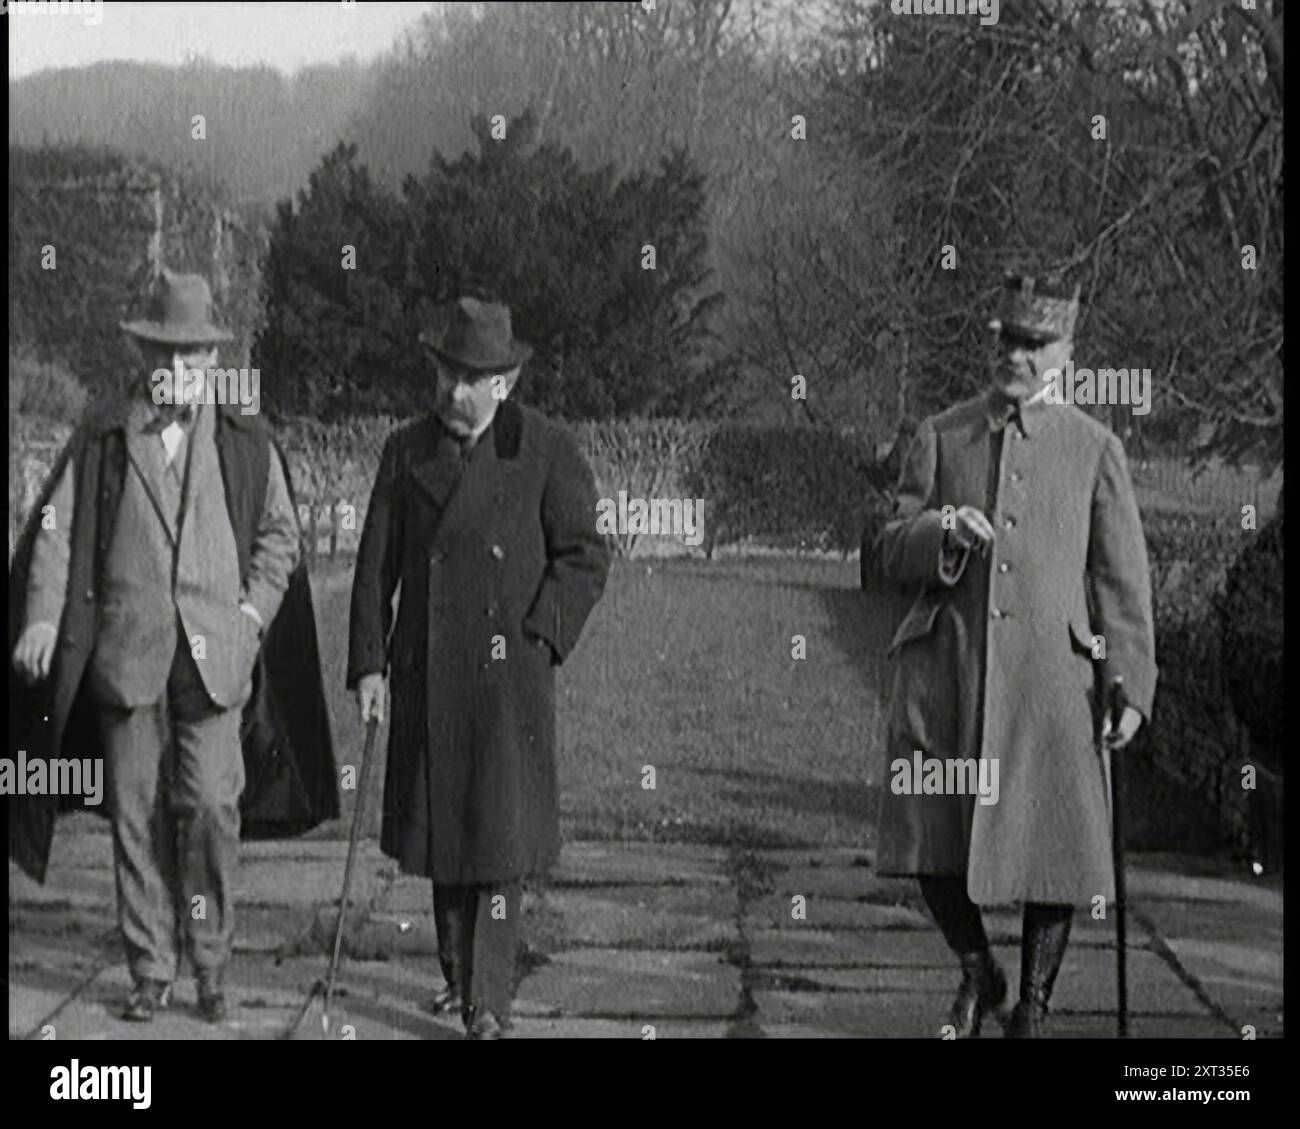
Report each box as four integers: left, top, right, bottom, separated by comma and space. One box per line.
998, 562, 1010, 573
991, 608, 1003, 619
1003, 516, 1016, 530
430, 550, 445, 564
486, 604, 496, 618
84, 589, 94, 601
490, 544, 504, 560
1010, 472, 1022, 483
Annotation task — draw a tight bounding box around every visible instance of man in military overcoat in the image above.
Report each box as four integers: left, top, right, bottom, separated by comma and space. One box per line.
9, 269, 338, 1024
348, 296, 610, 1039
875, 270, 1157, 1037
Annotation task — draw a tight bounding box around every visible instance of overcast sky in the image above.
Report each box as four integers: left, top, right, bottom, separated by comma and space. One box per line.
8, 1, 436, 79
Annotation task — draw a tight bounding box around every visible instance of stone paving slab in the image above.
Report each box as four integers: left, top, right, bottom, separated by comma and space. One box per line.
1049, 945, 1211, 1020
375, 873, 436, 913
755, 848, 875, 869
339, 912, 441, 959
749, 926, 953, 969
9, 901, 116, 943
520, 950, 738, 1019
529, 884, 738, 950
747, 896, 930, 931
9, 985, 71, 1041
21, 962, 286, 1041
756, 963, 972, 994
237, 850, 391, 908
510, 1017, 730, 1039
9, 861, 116, 911
32, 814, 112, 867
1127, 860, 1283, 911
1160, 937, 1283, 1038
760, 864, 921, 904
235, 905, 320, 954
547, 842, 731, 887
7, 834, 1281, 1040
755, 979, 952, 1038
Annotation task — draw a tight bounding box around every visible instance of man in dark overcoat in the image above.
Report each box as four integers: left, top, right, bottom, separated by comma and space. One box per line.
875, 271, 1157, 1037
348, 296, 610, 1039
9, 269, 338, 1025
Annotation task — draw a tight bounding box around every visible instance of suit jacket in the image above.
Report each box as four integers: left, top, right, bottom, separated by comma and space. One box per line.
874, 393, 1157, 904
9, 399, 340, 882
348, 400, 610, 885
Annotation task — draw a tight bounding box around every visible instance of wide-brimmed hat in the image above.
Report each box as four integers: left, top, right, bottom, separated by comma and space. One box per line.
419, 296, 533, 373
120, 268, 233, 345
988, 273, 1081, 344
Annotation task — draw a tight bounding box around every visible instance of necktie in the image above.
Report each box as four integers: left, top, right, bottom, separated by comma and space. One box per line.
988, 397, 1023, 434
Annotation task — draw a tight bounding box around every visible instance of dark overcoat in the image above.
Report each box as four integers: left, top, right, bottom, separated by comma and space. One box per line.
874, 395, 1157, 905
8, 401, 339, 883
347, 400, 610, 886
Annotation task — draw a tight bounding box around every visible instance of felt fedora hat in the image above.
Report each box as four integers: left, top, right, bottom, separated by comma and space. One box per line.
120, 268, 233, 345
419, 296, 533, 373
988, 272, 1081, 344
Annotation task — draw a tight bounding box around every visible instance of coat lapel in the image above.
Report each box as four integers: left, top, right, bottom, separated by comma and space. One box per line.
408, 426, 466, 513
410, 402, 528, 549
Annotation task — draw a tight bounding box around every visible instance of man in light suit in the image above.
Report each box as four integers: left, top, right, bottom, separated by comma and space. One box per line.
875, 269, 1157, 1037
11, 269, 303, 1023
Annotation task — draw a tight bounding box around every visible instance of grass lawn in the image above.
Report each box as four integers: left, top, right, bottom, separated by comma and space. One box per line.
308, 554, 900, 851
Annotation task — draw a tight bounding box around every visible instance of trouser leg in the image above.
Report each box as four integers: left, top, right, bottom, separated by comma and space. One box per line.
101, 702, 181, 985
919, 875, 1006, 1037
167, 638, 245, 979
432, 883, 472, 1010
433, 880, 522, 1026
468, 881, 522, 1020
919, 875, 989, 954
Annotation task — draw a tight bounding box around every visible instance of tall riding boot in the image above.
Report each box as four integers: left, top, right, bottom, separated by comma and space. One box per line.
948, 950, 1008, 1038
919, 876, 1006, 1038
1005, 902, 1073, 1038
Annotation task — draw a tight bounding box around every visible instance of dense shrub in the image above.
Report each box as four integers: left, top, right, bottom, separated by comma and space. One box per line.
10, 145, 265, 389
1219, 512, 1285, 758
1141, 509, 1257, 846
576, 418, 712, 557
9, 347, 88, 423
683, 424, 884, 556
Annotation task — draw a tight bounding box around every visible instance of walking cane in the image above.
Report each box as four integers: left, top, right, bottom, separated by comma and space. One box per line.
283, 713, 380, 1038
1106, 677, 1130, 1038
321, 712, 381, 1032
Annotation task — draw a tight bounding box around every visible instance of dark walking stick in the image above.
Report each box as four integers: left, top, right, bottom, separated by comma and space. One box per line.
321, 713, 381, 1033
1106, 677, 1130, 1038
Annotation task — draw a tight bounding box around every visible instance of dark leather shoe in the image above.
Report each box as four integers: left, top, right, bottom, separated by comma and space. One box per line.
196, 974, 228, 1024
944, 950, 1007, 1037
465, 1011, 510, 1040
425, 985, 463, 1017
123, 980, 172, 1023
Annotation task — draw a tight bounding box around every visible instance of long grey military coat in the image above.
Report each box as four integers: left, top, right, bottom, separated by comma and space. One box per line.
874, 395, 1157, 905
348, 401, 609, 886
